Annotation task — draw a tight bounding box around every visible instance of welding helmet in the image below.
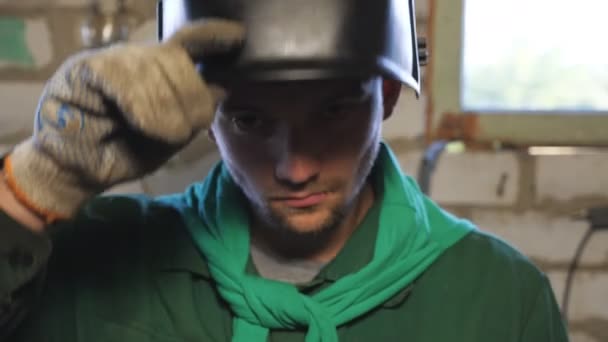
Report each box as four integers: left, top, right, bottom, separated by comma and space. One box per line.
158, 0, 422, 93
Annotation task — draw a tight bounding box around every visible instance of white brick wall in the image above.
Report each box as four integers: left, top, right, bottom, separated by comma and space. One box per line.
571, 332, 602, 342
430, 151, 520, 206
549, 271, 608, 342
470, 208, 608, 341
537, 154, 608, 203
0, 82, 44, 142
471, 210, 608, 266
548, 271, 608, 322
395, 149, 522, 207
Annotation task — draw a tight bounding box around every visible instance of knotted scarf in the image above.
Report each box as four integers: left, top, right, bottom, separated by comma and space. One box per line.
168, 143, 475, 341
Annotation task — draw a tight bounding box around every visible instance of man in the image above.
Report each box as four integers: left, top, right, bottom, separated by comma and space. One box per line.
0, 1, 568, 341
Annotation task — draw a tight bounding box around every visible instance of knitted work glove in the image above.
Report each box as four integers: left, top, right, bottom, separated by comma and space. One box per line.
3, 19, 245, 222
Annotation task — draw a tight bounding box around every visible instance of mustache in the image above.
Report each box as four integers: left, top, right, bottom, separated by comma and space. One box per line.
266, 182, 343, 199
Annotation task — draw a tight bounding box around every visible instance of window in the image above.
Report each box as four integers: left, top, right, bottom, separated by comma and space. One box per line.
427, 0, 608, 146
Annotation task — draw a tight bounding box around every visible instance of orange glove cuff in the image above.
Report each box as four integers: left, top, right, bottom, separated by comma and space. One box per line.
3, 155, 66, 224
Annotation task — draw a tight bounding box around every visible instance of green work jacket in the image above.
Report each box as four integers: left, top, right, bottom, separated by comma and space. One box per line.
1, 193, 568, 342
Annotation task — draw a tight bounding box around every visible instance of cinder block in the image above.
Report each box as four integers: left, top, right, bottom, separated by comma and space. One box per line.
571, 332, 601, 342
0, 82, 44, 143
536, 154, 608, 203
25, 18, 53, 67
429, 152, 520, 206
471, 210, 608, 266
547, 271, 608, 322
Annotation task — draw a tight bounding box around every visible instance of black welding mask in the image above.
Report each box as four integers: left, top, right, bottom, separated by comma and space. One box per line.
157, 0, 421, 93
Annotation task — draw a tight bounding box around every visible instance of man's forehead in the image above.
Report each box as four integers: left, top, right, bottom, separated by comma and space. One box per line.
221, 78, 378, 106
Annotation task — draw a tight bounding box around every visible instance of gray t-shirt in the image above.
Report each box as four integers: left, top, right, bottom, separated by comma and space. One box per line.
250, 240, 326, 285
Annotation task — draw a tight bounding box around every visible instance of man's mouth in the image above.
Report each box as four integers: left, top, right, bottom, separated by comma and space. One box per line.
272, 192, 329, 208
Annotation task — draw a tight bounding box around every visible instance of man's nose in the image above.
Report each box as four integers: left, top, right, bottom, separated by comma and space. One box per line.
274, 130, 321, 188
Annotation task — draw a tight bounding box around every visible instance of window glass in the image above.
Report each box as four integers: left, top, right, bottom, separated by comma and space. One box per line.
462, 0, 608, 112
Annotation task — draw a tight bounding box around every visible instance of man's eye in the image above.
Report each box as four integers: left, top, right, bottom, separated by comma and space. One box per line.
323, 103, 355, 121
232, 116, 259, 131
231, 115, 270, 133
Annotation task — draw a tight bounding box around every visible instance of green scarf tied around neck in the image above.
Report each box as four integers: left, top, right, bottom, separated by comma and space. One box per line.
172, 143, 475, 341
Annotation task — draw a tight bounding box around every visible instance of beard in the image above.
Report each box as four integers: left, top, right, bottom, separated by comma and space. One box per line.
249, 201, 349, 257
242, 139, 382, 258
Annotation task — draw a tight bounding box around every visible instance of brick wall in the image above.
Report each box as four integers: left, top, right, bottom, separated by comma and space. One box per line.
1, 1, 607, 341
390, 83, 608, 342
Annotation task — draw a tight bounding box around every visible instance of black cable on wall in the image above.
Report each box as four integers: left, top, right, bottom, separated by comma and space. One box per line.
562, 207, 608, 324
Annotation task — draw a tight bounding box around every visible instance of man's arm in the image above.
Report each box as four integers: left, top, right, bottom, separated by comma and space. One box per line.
0, 21, 244, 339
520, 275, 570, 342
0, 171, 52, 340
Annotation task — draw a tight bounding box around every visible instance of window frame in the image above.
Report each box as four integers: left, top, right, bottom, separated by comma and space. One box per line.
426, 0, 608, 147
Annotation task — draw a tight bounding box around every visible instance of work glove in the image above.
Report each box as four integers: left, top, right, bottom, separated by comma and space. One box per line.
3, 19, 245, 222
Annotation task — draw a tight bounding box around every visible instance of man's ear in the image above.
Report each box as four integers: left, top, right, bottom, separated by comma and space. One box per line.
382, 78, 402, 120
